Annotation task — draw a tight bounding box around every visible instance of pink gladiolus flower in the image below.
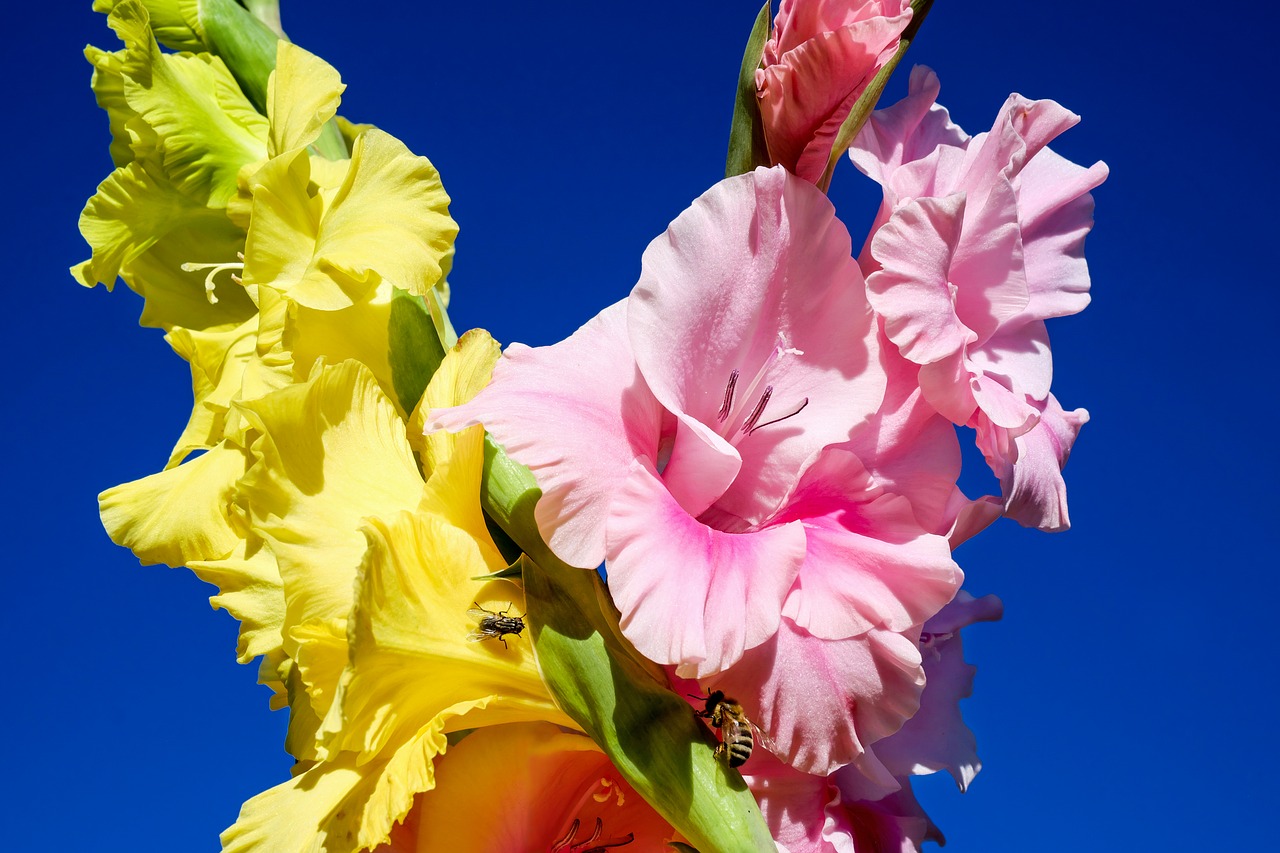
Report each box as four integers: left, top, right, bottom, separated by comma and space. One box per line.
850, 67, 1107, 531
757, 0, 913, 184
430, 166, 960, 773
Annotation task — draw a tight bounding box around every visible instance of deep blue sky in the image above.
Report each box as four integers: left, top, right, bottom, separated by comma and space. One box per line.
10, 1, 1276, 850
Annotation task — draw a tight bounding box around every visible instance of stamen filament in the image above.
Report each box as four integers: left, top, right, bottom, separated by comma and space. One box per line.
748, 397, 809, 434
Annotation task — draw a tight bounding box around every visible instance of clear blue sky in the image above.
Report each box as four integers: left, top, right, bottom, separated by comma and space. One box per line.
10, 1, 1277, 850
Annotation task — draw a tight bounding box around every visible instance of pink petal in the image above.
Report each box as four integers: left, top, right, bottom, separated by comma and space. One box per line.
426, 300, 663, 569
866, 193, 972, 366
873, 592, 1003, 791
740, 748, 854, 853
973, 393, 1087, 532
604, 458, 807, 677
628, 167, 883, 527
850, 65, 967, 188
660, 412, 742, 519
967, 319, 1053, 405
775, 448, 960, 641
706, 618, 924, 775
848, 351, 963, 536
942, 490, 1003, 548
1017, 150, 1109, 322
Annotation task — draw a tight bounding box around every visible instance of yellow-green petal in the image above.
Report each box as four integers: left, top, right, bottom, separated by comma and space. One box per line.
267, 42, 344, 158
99, 440, 249, 567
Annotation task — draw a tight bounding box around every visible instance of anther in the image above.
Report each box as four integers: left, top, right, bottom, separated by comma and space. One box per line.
739, 386, 773, 434
748, 397, 809, 435
551, 819, 582, 851
717, 370, 740, 422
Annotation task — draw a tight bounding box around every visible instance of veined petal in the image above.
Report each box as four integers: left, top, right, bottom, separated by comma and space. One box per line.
604, 458, 806, 678
319, 510, 571, 765
165, 317, 259, 464
105, 0, 268, 206
629, 167, 883, 525
267, 42, 345, 158
243, 130, 456, 310
707, 618, 924, 775
866, 193, 972, 366
411, 328, 502, 477
222, 705, 473, 853
976, 393, 1088, 531
427, 300, 664, 570
188, 531, 284, 666
99, 440, 248, 567
236, 361, 425, 651
72, 159, 255, 331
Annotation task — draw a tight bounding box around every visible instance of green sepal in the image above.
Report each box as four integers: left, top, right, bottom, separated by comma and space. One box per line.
386, 287, 448, 415
480, 444, 774, 853
816, 0, 934, 191
724, 1, 772, 178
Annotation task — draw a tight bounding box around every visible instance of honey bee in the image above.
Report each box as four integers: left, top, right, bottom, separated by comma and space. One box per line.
466, 602, 525, 648
690, 690, 753, 768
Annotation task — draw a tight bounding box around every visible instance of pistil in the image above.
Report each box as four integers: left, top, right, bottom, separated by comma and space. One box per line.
180, 252, 245, 304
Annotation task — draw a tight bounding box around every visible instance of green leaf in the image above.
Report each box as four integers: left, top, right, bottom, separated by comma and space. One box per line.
386, 287, 448, 415
817, 0, 934, 192
724, 2, 772, 178
480, 442, 774, 853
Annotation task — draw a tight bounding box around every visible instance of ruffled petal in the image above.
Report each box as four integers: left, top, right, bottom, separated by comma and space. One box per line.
629, 167, 883, 525
976, 393, 1088, 531
604, 459, 806, 678
428, 300, 664, 569
874, 592, 1003, 791
707, 618, 924, 775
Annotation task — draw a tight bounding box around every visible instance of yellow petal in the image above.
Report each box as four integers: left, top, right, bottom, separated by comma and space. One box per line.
267, 42, 344, 158
223, 702, 483, 853
286, 282, 397, 408
410, 328, 501, 474
235, 361, 424, 652
242, 131, 456, 310
319, 509, 573, 767
188, 530, 284, 665
99, 441, 249, 566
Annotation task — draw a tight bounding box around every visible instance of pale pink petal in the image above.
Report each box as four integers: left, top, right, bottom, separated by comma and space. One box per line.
847, 351, 963, 535
942, 490, 1003, 548
968, 319, 1053, 404
604, 458, 806, 677
774, 448, 959, 641
629, 167, 883, 526
950, 177, 1029, 342
781, 518, 958, 641
954, 95, 1080, 209
706, 618, 924, 775
866, 193, 972, 366
426, 300, 662, 569
968, 370, 1037, 432
874, 592, 1003, 791
1017, 151, 1109, 322
850, 65, 967, 188
977, 394, 1088, 532
916, 352, 976, 426
832, 779, 945, 853
660, 412, 742, 518
741, 748, 855, 853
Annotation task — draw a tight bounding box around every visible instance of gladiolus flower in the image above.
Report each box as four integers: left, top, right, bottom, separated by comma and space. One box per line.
431, 166, 960, 773
851, 67, 1107, 530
